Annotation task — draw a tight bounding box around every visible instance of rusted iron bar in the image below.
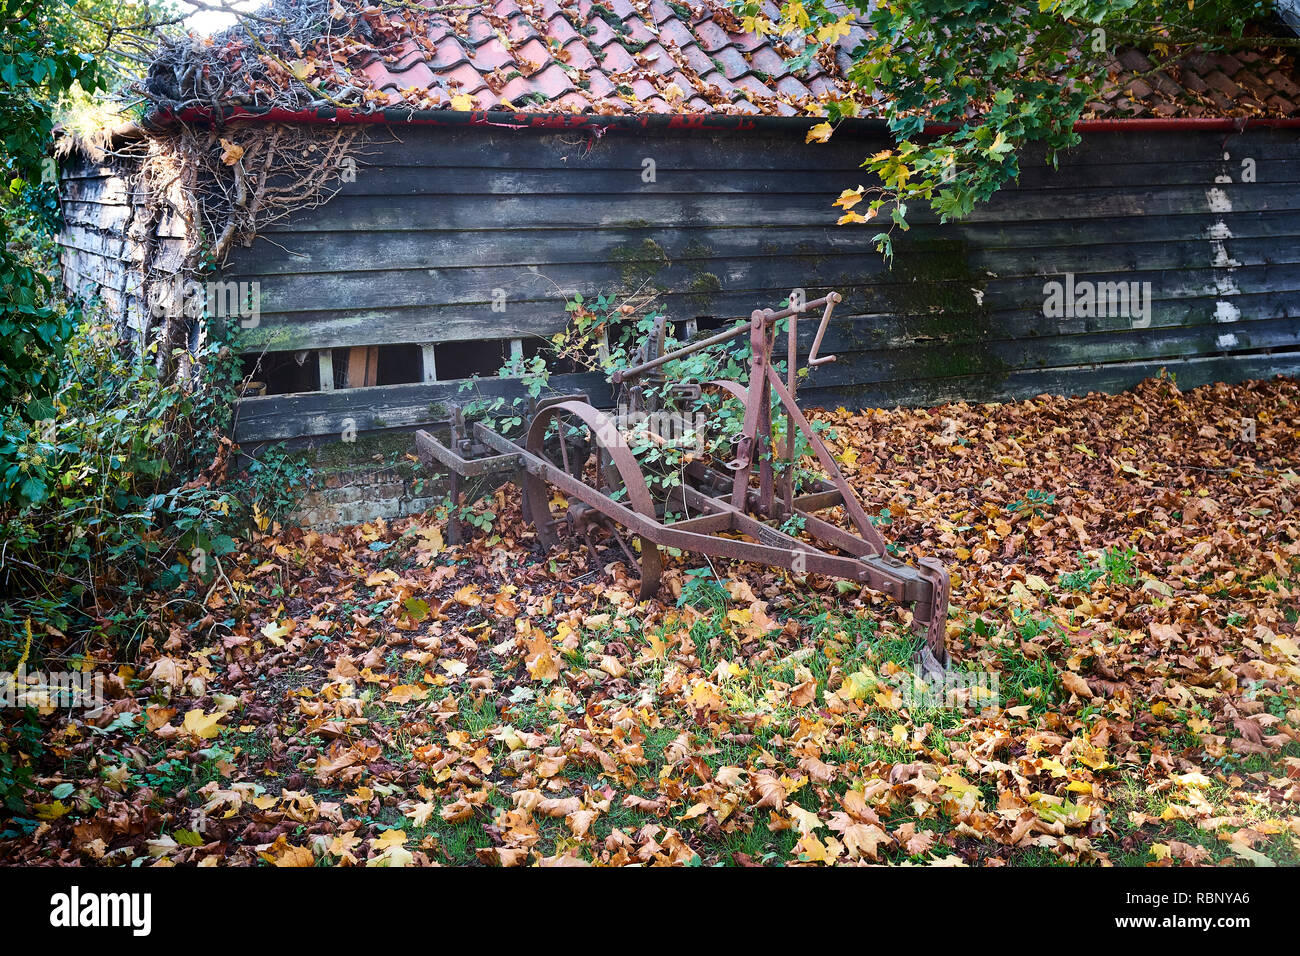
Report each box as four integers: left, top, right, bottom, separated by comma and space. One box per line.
414, 428, 521, 478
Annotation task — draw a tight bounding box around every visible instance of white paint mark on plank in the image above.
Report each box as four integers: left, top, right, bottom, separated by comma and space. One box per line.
1206, 188, 1233, 213
1214, 300, 1242, 323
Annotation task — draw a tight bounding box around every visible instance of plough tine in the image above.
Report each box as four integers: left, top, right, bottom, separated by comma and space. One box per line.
915, 558, 952, 676
765, 368, 887, 555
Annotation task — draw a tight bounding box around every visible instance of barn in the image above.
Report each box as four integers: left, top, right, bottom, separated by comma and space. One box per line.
57, 1, 1300, 521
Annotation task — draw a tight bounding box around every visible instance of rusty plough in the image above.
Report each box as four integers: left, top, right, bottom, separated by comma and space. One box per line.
416, 292, 952, 672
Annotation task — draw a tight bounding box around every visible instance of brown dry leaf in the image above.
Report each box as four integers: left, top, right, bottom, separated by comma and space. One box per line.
839, 823, 892, 861
1061, 672, 1093, 699
754, 772, 787, 810
19, 375, 1300, 870
219, 138, 245, 165
789, 680, 818, 706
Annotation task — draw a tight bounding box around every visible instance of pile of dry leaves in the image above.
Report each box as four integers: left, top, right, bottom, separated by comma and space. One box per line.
1, 374, 1297, 866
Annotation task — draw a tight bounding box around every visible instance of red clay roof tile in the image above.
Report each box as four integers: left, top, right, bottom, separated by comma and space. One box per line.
1267, 70, 1300, 97
598, 41, 639, 75
691, 19, 733, 55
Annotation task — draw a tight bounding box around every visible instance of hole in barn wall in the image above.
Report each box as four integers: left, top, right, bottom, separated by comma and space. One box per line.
666, 315, 729, 346
376, 343, 422, 386
521, 337, 580, 375
325, 344, 424, 389
242, 340, 564, 394
434, 339, 510, 380
240, 351, 319, 395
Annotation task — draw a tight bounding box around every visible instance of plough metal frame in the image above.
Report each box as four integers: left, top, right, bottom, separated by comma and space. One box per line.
416, 291, 952, 671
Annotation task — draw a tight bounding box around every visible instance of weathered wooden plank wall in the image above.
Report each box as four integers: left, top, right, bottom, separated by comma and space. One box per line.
58, 154, 154, 341
65, 123, 1300, 443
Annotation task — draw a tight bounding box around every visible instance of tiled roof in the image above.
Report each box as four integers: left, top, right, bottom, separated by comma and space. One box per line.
1089, 46, 1300, 119
349, 0, 872, 117
195, 0, 1300, 120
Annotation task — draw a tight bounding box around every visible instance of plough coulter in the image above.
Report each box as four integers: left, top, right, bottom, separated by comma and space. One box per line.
416, 292, 953, 672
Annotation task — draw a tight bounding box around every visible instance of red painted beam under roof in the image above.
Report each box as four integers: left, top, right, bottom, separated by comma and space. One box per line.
151, 106, 1300, 136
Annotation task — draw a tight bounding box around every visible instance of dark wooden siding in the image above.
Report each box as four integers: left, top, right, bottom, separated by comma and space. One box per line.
174, 125, 1300, 440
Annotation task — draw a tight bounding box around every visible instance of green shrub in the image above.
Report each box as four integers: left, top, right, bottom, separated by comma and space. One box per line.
0, 316, 310, 660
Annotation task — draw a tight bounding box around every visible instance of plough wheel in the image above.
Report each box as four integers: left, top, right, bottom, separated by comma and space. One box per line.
524, 401, 663, 601
705, 379, 749, 406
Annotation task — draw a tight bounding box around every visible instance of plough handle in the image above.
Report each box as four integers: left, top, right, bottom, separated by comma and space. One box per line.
804, 294, 839, 367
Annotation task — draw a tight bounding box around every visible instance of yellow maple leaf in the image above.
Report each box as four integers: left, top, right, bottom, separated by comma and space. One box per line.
796, 833, 831, 862
182, 708, 224, 739
273, 844, 315, 867
373, 828, 408, 850
385, 683, 429, 704
261, 619, 292, 644
1072, 739, 1113, 770
788, 805, 823, 836
219, 138, 245, 166
840, 822, 891, 860
34, 800, 71, 821
368, 845, 414, 867
814, 17, 852, 43
781, 0, 811, 31
688, 680, 724, 712
639, 633, 667, 661
842, 669, 877, 700
833, 187, 864, 210
406, 802, 437, 827
805, 121, 833, 144
450, 92, 477, 111
453, 585, 481, 607
252, 502, 270, 531
416, 524, 444, 554
527, 650, 560, 683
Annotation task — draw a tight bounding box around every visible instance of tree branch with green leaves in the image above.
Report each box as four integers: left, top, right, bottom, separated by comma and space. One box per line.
741, 0, 1281, 257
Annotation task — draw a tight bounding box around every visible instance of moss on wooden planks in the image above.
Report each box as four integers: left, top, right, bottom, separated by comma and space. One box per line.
687, 271, 722, 309
609, 237, 670, 289
878, 237, 1009, 387
682, 238, 721, 310
266, 431, 417, 473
